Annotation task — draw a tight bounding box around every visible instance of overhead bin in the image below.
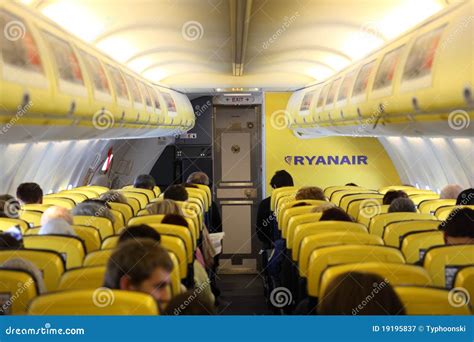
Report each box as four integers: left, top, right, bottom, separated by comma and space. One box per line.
0, 1, 194, 143
287, 0, 473, 137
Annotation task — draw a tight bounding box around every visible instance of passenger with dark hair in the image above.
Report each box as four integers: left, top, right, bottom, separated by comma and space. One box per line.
118, 224, 161, 244
382, 190, 408, 205
16, 183, 43, 205
295, 187, 326, 201
319, 207, 354, 222
133, 174, 156, 191
388, 198, 416, 213
440, 208, 474, 245
317, 272, 405, 315
456, 188, 474, 205
345, 183, 358, 186
164, 185, 188, 202
164, 290, 216, 315
162, 214, 188, 227
270, 170, 294, 189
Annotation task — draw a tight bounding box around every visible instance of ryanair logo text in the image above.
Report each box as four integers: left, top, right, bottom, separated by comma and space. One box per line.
284, 155, 368, 166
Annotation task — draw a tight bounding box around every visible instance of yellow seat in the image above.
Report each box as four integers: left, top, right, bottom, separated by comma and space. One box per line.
108, 202, 134, 224
395, 286, 471, 315
18, 210, 42, 227
21, 204, 52, 212
45, 193, 87, 204
383, 220, 442, 247
61, 189, 98, 199
357, 204, 389, 226
72, 225, 101, 253
286, 213, 323, 245
330, 190, 378, 206
270, 186, 298, 211
58, 266, 106, 290
454, 266, 474, 306
125, 197, 141, 215
324, 186, 372, 199
401, 230, 445, 263
23, 235, 86, 269
291, 221, 368, 257
42, 197, 75, 209
319, 262, 432, 298
339, 194, 384, 213
73, 216, 114, 239
435, 205, 474, 221
423, 245, 474, 288
168, 252, 182, 295
275, 194, 296, 215
83, 249, 113, 267
193, 184, 212, 210
418, 199, 456, 214
147, 223, 194, 262
101, 236, 119, 250
403, 189, 437, 196
299, 232, 383, 277
0, 249, 65, 291
0, 269, 38, 314
307, 245, 405, 296
378, 185, 416, 194
153, 186, 161, 197
121, 186, 156, 201
119, 191, 149, 209
74, 186, 109, 195
409, 193, 440, 205
28, 289, 158, 315
369, 212, 436, 236
186, 188, 209, 211
280, 206, 318, 237
109, 209, 125, 233
0, 217, 29, 232
277, 200, 327, 225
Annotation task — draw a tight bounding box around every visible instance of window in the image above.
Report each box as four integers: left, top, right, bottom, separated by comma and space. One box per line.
80, 51, 111, 95
373, 46, 404, 91
325, 78, 341, 106
352, 61, 375, 98
106, 65, 129, 100
300, 91, 315, 112
337, 70, 357, 102
162, 93, 177, 113
123, 74, 142, 104
148, 86, 162, 111
317, 83, 330, 108
138, 82, 152, 108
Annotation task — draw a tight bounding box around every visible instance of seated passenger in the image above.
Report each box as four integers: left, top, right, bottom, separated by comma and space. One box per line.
39, 218, 76, 236
118, 224, 161, 244
295, 186, 326, 201
164, 185, 188, 202
388, 198, 416, 213
311, 202, 336, 213
0, 194, 20, 219
317, 272, 405, 315
103, 239, 173, 311
146, 199, 183, 215
133, 174, 156, 191
456, 188, 474, 205
440, 184, 463, 200
440, 208, 474, 245
164, 290, 216, 315
382, 190, 408, 205
40, 206, 73, 226
16, 183, 43, 205
99, 190, 128, 204
71, 200, 115, 223
2, 258, 47, 293
319, 207, 354, 222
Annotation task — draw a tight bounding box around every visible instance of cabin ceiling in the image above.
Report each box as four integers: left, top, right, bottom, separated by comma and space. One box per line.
18, 0, 451, 92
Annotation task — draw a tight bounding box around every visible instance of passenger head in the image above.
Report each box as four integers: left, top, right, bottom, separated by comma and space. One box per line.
186, 172, 210, 186
164, 290, 216, 315
40, 206, 73, 226
270, 170, 294, 189
16, 183, 43, 204
0, 233, 23, 250
146, 199, 183, 216
164, 185, 188, 202
71, 201, 114, 222
133, 174, 156, 190
388, 198, 416, 213
2, 258, 46, 293
38, 218, 76, 236
295, 187, 325, 201
103, 239, 173, 307
312, 202, 337, 213
345, 183, 358, 186
0, 195, 20, 219
118, 224, 161, 244
162, 214, 188, 228
99, 190, 128, 205
440, 184, 463, 200
320, 207, 354, 222
317, 272, 405, 315
456, 188, 474, 205
440, 208, 474, 245
382, 190, 408, 205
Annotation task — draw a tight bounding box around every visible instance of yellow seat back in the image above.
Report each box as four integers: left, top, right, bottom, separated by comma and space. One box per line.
101, 236, 119, 250
324, 186, 371, 199
119, 191, 149, 209
188, 188, 209, 210
83, 249, 113, 267
0, 249, 65, 292
109, 209, 125, 233
0, 269, 38, 314
45, 193, 86, 204
153, 186, 161, 197
21, 204, 52, 212
0, 217, 29, 232
275, 195, 296, 214
281, 206, 318, 238
435, 205, 474, 221
378, 185, 416, 194
72, 225, 101, 253
369, 212, 436, 236
319, 262, 432, 298
75, 186, 109, 195
400, 230, 445, 263
383, 220, 442, 247
277, 200, 327, 225
18, 210, 42, 227
73, 216, 114, 239
23, 235, 86, 269
286, 213, 322, 246
108, 202, 134, 224
423, 245, 474, 288
42, 197, 75, 209
270, 186, 298, 211
193, 184, 212, 209
418, 199, 456, 214
28, 289, 158, 315
307, 245, 405, 296
161, 235, 188, 278
409, 193, 440, 205
339, 194, 384, 212
357, 204, 389, 226
299, 232, 383, 277
121, 186, 156, 201
58, 266, 106, 290
454, 266, 474, 306
330, 190, 378, 206
61, 189, 98, 199
168, 252, 182, 295
395, 286, 471, 315
148, 223, 194, 262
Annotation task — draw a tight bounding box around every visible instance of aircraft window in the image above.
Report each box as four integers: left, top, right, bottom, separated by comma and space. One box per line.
403, 25, 445, 85
0, 10, 43, 74
106, 65, 129, 100
148, 86, 162, 111
373, 45, 404, 91
316, 83, 330, 108
326, 78, 341, 106
80, 51, 111, 96
352, 60, 375, 97
337, 70, 357, 102
43, 31, 84, 86
162, 93, 177, 113
138, 82, 153, 108
124, 74, 142, 104
300, 91, 315, 111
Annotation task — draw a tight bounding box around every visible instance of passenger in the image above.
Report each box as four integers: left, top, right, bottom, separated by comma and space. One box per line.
186, 172, 210, 186
164, 290, 216, 315
311, 202, 337, 213
388, 198, 416, 213
146, 199, 183, 215
163, 185, 188, 202
382, 190, 408, 205
133, 174, 156, 191
440, 184, 463, 200
2, 258, 47, 293
16, 183, 43, 205
99, 190, 128, 204
345, 183, 358, 186
319, 207, 354, 222
295, 187, 326, 201
0, 233, 23, 250
103, 239, 173, 310
38, 218, 76, 236
118, 224, 161, 244
317, 272, 405, 315
440, 208, 474, 245
40, 206, 73, 226
0, 195, 20, 219
71, 200, 115, 223
456, 188, 474, 205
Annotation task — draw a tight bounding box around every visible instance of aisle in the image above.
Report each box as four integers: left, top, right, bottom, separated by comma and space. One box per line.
216, 274, 273, 315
